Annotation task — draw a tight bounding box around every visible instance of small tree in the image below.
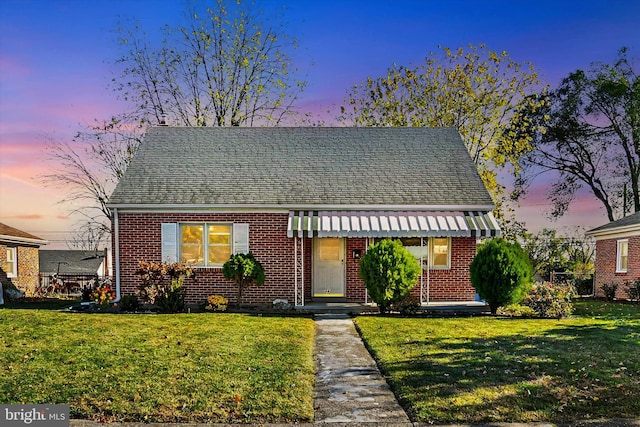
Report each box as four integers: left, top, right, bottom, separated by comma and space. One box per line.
222, 253, 265, 306
359, 239, 421, 314
470, 238, 533, 314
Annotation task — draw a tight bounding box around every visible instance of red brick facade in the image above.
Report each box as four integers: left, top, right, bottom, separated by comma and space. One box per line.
114, 211, 479, 305
593, 235, 640, 299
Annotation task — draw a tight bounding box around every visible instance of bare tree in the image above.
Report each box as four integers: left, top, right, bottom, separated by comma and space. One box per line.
41, 115, 146, 247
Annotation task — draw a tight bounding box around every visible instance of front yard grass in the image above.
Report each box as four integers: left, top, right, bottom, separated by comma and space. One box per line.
0, 309, 315, 423
355, 301, 640, 423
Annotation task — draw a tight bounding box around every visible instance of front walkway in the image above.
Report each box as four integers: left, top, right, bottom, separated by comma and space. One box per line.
313, 313, 411, 424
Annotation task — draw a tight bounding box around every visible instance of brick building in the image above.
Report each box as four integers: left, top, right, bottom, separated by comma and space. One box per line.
107, 127, 500, 306
1, 223, 48, 296
587, 212, 640, 299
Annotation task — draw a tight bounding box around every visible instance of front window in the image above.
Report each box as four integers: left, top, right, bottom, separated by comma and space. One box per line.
385, 237, 450, 269
4, 247, 17, 277
430, 237, 450, 269
180, 224, 232, 267
617, 240, 628, 273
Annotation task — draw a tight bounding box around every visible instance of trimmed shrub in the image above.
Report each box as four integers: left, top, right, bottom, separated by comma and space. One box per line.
359, 239, 421, 314
222, 253, 265, 306
601, 283, 618, 301
522, 281, 576, 318
470, 238, 533, 315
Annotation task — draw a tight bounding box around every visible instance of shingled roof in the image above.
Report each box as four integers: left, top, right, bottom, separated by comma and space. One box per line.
108, 127, 494, 209
587, 211, 640, 236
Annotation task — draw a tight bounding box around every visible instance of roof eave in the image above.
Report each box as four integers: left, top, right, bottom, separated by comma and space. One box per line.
586, 224, 640, 239
0, 234, 49, 247
107, 203, 497, 212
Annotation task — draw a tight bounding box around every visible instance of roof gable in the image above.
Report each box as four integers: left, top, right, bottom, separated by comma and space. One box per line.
108, 127, 494, 209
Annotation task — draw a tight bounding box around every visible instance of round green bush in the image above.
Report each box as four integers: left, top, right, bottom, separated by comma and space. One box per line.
359, 239, 421, 314
470, 238, 533, 314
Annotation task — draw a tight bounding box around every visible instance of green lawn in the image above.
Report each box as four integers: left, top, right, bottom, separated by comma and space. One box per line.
0, 309, 315, 423
355, 301, 640, 424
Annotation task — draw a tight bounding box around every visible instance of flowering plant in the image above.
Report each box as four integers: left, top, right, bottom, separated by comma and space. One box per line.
91, 279, 116, 307
204, 294, 228, 312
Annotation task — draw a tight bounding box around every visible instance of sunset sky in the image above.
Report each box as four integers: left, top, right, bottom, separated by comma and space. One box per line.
1, 0, 639, 248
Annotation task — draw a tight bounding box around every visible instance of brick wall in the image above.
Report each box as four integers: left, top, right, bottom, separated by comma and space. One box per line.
115, 212, 479, 304
0, 244, 40, 294
593, 235, 640, 299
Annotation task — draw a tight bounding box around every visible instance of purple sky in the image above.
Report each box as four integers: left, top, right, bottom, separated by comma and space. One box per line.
1, 0, 639, 248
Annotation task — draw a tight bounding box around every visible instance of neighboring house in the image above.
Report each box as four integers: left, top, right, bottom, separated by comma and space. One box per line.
586, 211, 640, 299
107, 127, 500, 306
1, 222, 48, 295
39, 249, 107, 288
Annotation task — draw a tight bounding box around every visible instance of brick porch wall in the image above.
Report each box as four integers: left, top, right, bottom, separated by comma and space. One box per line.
593, 235, 640, 299
115, 212, 478, 304
408, 237, 477, 302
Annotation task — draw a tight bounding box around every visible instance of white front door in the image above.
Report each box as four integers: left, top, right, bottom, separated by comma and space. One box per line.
313, 238, 346, 297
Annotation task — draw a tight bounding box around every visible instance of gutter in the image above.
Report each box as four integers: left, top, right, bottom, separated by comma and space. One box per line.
113, 208, 121, 302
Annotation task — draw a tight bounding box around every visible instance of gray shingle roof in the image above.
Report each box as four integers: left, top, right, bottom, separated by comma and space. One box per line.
39, 250, 104, 275
108, 127, 494, 208
588, 211, 640, 234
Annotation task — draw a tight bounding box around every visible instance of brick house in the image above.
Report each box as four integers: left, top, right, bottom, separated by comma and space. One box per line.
1, 222, 48, 296
586, 211, 640, 299
107, 127, 500, 306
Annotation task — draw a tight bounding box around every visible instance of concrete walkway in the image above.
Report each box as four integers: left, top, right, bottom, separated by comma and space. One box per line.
313, 313, 411, 424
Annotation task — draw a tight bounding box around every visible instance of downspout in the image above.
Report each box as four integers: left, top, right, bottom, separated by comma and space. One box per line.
113, 207, 121, 302
420, 237, 424, 304
426, 237, 430, 304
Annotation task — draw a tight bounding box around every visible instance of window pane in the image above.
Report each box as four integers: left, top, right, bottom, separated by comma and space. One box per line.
209, 245, 232, 265
181, 225, 204, 265
4, 248, 17, 277
431, 237, 449, 268
208, 225, 232, 265
620, 241, 628, 271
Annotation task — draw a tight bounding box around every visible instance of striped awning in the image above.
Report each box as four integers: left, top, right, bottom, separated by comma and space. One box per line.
287, 211, 500, 238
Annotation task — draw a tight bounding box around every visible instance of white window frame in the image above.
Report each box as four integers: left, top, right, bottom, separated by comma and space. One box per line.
429, 237, 451, 270
617, 239, 629, 273
377, 237, 451, 270
5, 247, 17, 277
180, 223, 233, 268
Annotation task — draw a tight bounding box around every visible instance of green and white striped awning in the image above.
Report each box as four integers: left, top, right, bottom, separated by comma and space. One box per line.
287, 211, 500, 238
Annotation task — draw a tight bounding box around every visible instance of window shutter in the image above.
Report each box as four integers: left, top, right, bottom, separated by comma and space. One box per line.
161, 223, 178, 263
233, 223, 249, 254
